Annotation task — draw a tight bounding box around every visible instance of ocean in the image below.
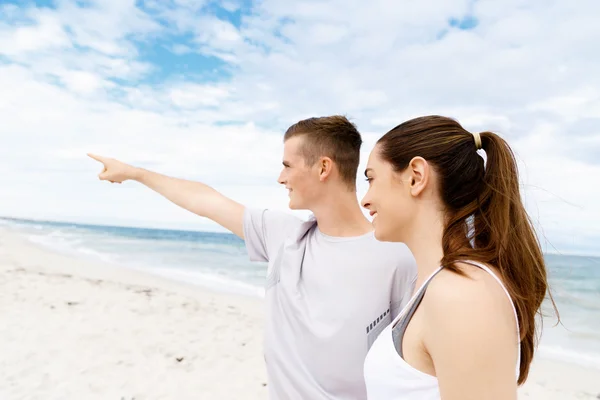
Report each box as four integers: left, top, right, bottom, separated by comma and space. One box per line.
1, 216, 599, 369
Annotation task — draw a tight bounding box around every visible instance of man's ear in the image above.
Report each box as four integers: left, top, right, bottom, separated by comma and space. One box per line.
318, 156, 333, 182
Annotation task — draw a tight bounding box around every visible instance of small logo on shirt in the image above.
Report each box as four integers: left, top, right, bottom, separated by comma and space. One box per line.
366, 308, 391, 334
366, 307, 392, 348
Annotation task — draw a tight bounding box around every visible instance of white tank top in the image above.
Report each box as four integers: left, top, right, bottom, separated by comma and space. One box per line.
363, 261, 521, 400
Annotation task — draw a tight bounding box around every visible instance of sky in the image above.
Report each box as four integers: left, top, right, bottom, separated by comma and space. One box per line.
0, 0, 599, 256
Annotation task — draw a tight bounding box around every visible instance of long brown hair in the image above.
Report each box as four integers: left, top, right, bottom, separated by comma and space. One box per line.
377, 115, 558, 385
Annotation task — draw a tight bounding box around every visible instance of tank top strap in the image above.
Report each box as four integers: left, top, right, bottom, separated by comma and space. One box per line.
461, 260, 521, 379
391, 266, 444, 358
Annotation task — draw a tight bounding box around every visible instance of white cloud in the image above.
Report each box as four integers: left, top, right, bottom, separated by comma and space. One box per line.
168, 83, 231, 108
528, 88, 600, 122
0, 0, 599, 255
170, 43, 193, 54
0, 12, 70, 54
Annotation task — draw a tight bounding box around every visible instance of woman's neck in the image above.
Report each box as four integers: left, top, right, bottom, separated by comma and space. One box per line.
405, 210, 446, 290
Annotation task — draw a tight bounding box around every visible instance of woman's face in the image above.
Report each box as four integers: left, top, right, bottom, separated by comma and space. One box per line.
361, 146, 417, 243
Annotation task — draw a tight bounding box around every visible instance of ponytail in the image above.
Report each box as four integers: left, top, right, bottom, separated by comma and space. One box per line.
443, 131, 557, 384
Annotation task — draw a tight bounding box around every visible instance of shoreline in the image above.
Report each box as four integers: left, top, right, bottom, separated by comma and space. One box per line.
1, 227, 599, 399
2, 224, 265, 300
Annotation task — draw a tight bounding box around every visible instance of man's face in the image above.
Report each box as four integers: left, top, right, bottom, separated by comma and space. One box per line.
277, 136, 321, 210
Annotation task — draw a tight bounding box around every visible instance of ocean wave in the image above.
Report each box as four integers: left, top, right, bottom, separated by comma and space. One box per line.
538, 345, 600, 369
26, 233, 119, 265
14, 222, 264, 298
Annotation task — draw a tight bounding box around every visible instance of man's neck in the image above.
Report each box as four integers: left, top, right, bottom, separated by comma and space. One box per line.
311, 190, 372, 237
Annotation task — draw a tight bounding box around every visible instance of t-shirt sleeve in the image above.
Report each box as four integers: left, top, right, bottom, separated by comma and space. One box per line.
390, 246, 418, 319
243, 207, 303, 262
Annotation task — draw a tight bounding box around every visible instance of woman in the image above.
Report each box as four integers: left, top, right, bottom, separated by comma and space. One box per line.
361, 116, 557, 399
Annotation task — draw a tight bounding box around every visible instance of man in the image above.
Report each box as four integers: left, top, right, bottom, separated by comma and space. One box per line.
89, 115, 416, 399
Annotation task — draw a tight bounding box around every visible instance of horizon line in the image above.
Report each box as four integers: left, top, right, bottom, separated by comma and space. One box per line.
1, 215, 597, 259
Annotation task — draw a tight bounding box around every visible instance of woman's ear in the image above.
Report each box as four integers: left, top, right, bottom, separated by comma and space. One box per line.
407, 156, 429, 197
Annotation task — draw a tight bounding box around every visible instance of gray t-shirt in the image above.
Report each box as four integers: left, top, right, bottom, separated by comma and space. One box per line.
243, 208, 417, 400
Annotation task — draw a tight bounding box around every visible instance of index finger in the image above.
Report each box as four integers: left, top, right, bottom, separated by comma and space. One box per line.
87, 153, 106, 163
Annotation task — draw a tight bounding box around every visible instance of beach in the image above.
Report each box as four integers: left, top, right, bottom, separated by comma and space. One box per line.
1, 226, 599, 400
0, 228, 267, 400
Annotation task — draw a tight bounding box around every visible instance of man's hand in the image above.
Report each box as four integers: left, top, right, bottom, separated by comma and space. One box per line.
88, 153, 140, 184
